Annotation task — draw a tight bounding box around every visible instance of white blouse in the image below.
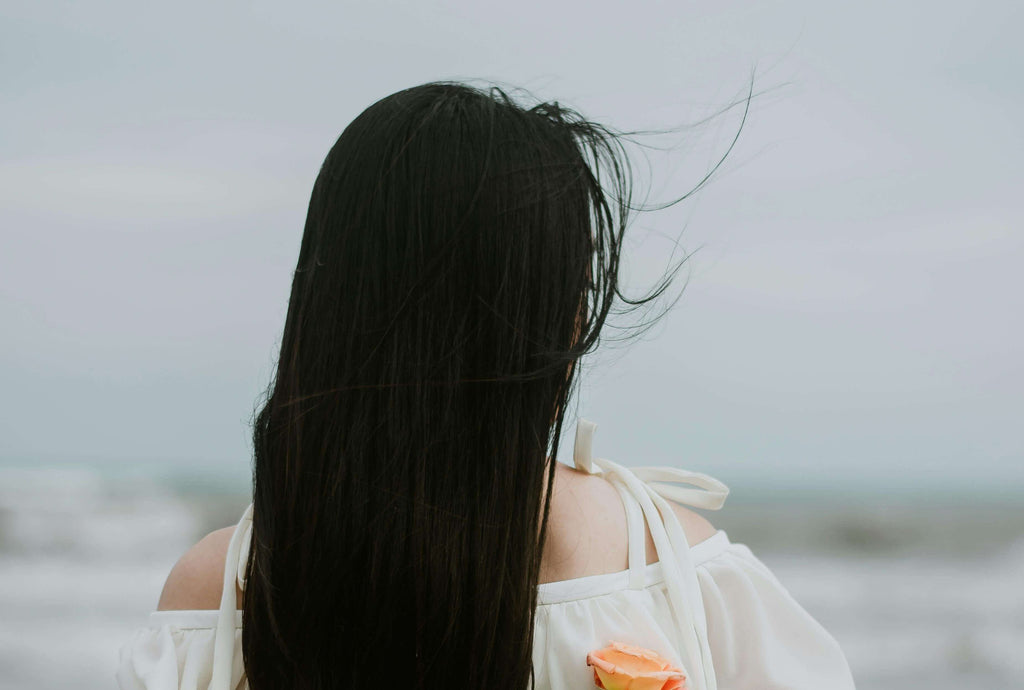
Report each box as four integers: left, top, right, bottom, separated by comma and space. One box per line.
117, 421, 855, 690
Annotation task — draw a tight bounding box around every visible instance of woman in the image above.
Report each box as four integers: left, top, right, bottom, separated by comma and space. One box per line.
118, 82, 855, 690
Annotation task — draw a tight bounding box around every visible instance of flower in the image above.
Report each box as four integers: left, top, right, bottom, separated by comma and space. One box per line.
586, 641, 687, 690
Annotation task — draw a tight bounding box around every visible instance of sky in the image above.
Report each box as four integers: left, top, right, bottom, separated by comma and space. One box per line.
1, 1, 1021, 498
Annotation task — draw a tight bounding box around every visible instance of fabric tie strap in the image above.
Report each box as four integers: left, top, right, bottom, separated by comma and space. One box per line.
210, 503, 252, 690
573, 417, 729, 510
571, 418, 727, 690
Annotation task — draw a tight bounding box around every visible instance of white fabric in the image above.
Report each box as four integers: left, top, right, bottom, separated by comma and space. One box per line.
117, 419, 855, 689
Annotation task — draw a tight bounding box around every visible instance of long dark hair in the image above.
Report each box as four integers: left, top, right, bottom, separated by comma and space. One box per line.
242, 81, 741, 690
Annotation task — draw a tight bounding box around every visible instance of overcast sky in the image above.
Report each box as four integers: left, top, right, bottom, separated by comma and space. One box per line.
2, 1, 1021, 497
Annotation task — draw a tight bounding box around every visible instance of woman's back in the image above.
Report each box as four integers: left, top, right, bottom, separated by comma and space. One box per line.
121, 426, 855, 690
153, 458, 714, 612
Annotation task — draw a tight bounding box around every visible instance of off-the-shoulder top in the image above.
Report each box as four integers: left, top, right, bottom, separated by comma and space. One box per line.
117, 420, 855, 690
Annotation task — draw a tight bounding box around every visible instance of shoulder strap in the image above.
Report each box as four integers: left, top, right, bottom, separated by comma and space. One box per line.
630, 466, 728, 511
572, 418, 725, 690
210, 503, 253, 690
607, 475, 648, 589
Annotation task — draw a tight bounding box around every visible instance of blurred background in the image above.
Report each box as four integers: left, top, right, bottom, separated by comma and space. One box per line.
1, 1, 1021, 688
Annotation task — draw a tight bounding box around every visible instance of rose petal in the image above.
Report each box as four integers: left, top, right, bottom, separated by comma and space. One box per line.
586, 643, 686, 690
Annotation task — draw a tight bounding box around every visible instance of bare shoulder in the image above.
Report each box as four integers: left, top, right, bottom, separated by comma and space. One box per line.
580, 466, 717, 547
593, 470, 720, 544
666, 500, 718, 546
157, 526, 244, 611
541, 463, 718, 582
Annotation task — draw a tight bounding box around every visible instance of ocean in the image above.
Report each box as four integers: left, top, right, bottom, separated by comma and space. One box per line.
0, 464, 1021, 690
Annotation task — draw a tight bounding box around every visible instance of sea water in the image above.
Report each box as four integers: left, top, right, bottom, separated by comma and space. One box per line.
0, 465, 1021, 690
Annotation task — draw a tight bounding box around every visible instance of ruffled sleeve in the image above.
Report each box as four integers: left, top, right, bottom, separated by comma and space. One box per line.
697, 542, 855, 690
116, 611, 245, 690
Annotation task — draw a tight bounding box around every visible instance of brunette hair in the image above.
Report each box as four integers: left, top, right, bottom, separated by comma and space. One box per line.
242, 81, 741, 690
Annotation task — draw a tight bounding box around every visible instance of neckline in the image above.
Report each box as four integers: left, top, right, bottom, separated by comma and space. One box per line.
148, 530, 732, 624
536, 530, 730, 604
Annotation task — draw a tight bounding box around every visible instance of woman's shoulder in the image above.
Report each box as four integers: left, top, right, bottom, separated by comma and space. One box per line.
539, 462, 717, 584
153, 462, 720, 610
157, 526, 244, 611
576, 463, 718, 545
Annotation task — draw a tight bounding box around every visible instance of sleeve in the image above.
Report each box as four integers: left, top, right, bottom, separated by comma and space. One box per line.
116, 624, 245, 690
696, 543, 856, 690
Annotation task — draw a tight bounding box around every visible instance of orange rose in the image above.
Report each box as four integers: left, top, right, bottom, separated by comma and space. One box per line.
586, 642, 686, 690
